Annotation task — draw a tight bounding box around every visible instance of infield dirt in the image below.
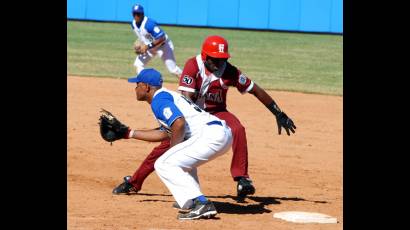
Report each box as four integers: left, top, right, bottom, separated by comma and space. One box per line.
68, 76, 342, 230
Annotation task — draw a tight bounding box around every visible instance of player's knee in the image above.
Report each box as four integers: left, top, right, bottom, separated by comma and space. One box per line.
174, 66, 182, 75
164, 60, 182, 75
134, 61, 145, 73
168, 66, 182, 76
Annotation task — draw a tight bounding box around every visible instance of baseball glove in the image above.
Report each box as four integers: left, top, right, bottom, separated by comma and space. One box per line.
134, 40, 147, 55
99, 109, 130, 143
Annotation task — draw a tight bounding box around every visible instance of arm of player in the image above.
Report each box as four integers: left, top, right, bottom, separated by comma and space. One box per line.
149, 91, 186, 145
248, 83, 275, 107
178, 58, 199, 100
128, 129, 169, 142
249, 83, 297, 135
140, 20, 167, 53
168, 117, 186, 147
151, 35, 166, 48
140, 35, 166, 53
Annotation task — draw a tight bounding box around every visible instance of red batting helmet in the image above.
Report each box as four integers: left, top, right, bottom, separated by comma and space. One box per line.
201, 35, 230, 60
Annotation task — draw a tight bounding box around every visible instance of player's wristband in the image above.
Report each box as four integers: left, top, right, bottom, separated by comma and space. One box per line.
147, 43, 154, 49
128, 129, 135, 139
266, 102, 282, 116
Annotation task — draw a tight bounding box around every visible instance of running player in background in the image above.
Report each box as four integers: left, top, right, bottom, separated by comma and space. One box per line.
130, 4, 182, 77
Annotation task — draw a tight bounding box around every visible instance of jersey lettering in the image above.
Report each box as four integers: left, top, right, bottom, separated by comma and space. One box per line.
200, 89, 223, 103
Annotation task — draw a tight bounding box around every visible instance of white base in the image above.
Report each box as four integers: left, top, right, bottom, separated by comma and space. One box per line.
273, 211, 337, 224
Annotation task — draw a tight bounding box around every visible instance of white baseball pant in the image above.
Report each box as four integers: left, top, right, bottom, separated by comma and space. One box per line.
154, 120, 232, 209
134, 40, 182, 77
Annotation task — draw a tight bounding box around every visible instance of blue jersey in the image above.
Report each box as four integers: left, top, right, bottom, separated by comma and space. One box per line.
131, 16, 168, 45
151, 88, 221, 138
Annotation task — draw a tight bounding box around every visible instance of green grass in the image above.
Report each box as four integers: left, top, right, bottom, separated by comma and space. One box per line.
68, 20, 342, 95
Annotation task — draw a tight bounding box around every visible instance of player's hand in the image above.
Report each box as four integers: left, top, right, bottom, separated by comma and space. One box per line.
139, 44, 148, 54
275, 112, 296, 136
134, 41, 148, 55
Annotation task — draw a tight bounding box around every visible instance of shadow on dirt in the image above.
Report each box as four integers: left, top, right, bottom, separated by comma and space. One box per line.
212, 200, 273, 214
131, 193, 327, 215
208, 195, 328, 214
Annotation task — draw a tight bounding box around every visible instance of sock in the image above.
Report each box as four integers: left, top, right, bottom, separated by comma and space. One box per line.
194, 195, 208, 204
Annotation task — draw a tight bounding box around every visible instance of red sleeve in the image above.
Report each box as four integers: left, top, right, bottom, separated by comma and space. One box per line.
224, 63, 254, 94
235, 69, 254, 94
178, 57, 199, 93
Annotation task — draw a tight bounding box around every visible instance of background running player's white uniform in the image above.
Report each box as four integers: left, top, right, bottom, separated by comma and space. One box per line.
151, 88, 232, 209
131, 17, 182, 76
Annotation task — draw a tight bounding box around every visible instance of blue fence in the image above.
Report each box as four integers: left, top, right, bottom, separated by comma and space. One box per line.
67, 0, 343, 34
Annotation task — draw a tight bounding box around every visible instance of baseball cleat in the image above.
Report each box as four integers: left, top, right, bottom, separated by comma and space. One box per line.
172, 202, 193, 213
177, 200, 217, 220
112, 176, 138, 195
237, 177, 256, 201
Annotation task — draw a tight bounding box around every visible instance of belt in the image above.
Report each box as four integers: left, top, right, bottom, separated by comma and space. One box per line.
206, 120, 222, 126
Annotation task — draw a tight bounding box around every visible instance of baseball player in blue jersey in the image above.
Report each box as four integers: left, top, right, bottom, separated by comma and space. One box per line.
131, 4, 182, 77
125, 68, 232, 220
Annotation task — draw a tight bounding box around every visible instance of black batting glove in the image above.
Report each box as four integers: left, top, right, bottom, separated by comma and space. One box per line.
275, 112, 296, 135
266, 101, 296, 136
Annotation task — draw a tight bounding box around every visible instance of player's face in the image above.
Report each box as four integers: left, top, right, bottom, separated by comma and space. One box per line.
135, 82, 148, 101
205, 56, 227, 74
133, 13, 144, 23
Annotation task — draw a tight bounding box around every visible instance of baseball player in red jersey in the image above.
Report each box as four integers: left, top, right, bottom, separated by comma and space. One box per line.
177, 35, 296, 200
112, 35, 296, 202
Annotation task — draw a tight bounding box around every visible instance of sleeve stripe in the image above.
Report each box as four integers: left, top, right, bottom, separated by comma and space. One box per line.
241, 81, 254, 94
154, 32, 165, 39
168, 116, 183, 127
178, 86, 196, 93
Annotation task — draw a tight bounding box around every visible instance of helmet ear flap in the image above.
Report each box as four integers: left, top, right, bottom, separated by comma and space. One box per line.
201, 52, 207, 61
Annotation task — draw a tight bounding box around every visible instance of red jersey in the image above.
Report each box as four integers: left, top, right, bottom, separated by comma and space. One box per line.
178, 55, 254, 113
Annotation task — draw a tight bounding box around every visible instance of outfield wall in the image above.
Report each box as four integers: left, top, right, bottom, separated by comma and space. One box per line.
67, 0, 343, 34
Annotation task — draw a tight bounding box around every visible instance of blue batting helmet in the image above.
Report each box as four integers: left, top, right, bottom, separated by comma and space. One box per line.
132, 4, 144, 15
